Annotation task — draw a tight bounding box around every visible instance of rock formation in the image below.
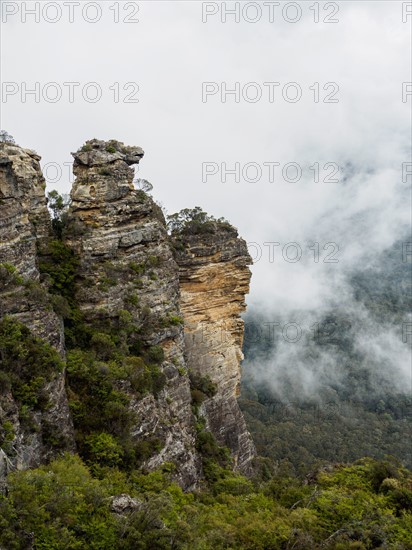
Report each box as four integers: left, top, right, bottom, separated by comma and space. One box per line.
0, 138, 255, 488
0, 142, 74, 478
174, 226, 256, 473
65, 139, 200, 488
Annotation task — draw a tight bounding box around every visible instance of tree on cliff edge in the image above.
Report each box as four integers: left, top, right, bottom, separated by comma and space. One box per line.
0, 131, 15, 144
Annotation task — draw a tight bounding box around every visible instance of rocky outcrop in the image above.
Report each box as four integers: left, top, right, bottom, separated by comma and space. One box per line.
0, 142, 74, 476
0, 138, 256, 489
65, 139, 201, 489
174, 225, 256, 473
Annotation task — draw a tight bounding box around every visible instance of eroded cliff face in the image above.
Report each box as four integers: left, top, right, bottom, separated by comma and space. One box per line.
0, 138, 255, 488
0, 142, 74, 477
65, 140, 201, 488
174, 226, 256, 473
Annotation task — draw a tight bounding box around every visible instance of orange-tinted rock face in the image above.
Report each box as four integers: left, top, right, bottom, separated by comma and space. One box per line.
174, 226, 256, 473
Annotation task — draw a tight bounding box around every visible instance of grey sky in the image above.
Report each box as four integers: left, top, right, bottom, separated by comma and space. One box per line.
1, 0, 411, 313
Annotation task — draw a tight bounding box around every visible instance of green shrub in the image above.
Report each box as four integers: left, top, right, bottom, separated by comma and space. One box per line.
213, 473, 254, 496
50, 294, 71, 317
124, 356, 149, 390
167, 207, 233, 235
147, 256, 161, 268
0, 454, 119, 548
196, 431, 231, 467
191, 389, 206, 407
125, 292, 139, 307
63, 306, 91, 349
38, 240, 79, 300
118, 309, 133, 327
0, 371, 11, 394
128, 261, 145, 275
41, 420, 69, 450
0, 317, 63, 410
0, 420, 15, 453
369, 458, 400, 491
133, 437, 163, 463
0, 263, 24, 286
90, 332, 116, 360
23, 280, 49, 304
151, 367, 166, 397
147, 345, 165, 365
66, 348, 167, 470
190, 372, 217, 398
161, 314, 184, 327
84, 432, 124, 467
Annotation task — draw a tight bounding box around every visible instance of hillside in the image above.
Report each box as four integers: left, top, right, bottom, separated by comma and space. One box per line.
0, 138, 411, 549
240, 238, 412, 474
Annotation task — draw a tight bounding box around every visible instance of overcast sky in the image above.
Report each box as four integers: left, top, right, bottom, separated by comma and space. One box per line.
1, 0, 411, 312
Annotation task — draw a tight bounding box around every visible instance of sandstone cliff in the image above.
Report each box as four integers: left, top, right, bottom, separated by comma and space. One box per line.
174, 225, 256, 473
65, 140, 200, 488
0, 142, 73, 478
0, 138, 255, 488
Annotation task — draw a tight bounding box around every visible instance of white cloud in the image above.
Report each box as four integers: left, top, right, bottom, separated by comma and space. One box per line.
2, 0, 411, 317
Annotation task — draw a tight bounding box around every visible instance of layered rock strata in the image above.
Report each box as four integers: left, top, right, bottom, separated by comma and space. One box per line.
0, 142, 74, 477
174, 226, 256, 473
0, 138, 256, 487
65, 140, 201, 488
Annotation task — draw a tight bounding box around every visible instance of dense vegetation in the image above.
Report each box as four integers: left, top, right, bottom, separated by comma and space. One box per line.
0, 317, 64, 452
1, 193, 411, 548
36, 203, 171, 471
0, 454, 411, 549
240, 238, 412, 474
167, 207, 233, 235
